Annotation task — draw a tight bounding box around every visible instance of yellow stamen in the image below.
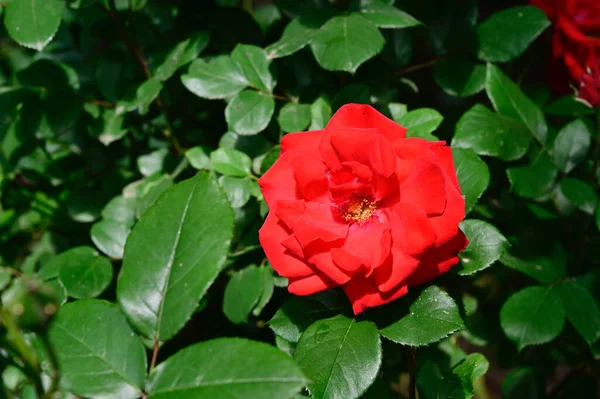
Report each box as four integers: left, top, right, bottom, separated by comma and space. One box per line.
339, 194, 376, 224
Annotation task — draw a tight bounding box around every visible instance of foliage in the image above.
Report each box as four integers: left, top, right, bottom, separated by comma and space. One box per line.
0, 0, 599, 398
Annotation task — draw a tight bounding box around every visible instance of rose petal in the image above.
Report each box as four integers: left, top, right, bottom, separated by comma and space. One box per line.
275, 200, 306, 230
259, 151, 300, 208
388, 202, 437, 256
293, 203, 348, 247
406, 230, 468, 287
281, 130, 324, 154
341, 217, 391, 274
343, 275, 408, 315
330, 127, 377, 166
373, 249, 419, 292
429, 178, 466, 246
291, 155, 329, 201
327, 104, 407, 142
369, 134, 397, 177
259, 213, 314, 278
288, 273, 338, 296
400, 160, 447, 217
429, 144, 461, 192
308, 250, 354, 285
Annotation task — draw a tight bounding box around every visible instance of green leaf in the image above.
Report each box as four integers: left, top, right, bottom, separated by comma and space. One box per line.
48, 300, 147, 399
552, 119, 591, 173
457, 220, 509, 275
560, 178, 597, 214
506, 153, 557, 199
147, 338, 308, 398
231, 44, 276, 93
134, 174, 175, 219
359, 0, 421, 29
222, 265, 263, 324
155, 32, 210, 81
185, 146, 212, 170
398, 108, 443, 140
433, 57, 486, 97
294, 314, 381, 399
379, 286, 465, 346
278, 103, 312, 133
309, 96, 332, 130
452, 148, 490, 214
417, 353, 489, 399
265, 15, 326, 59
253, 266, 274, 316
453, 104, 530, 161
4, 0, 62, 51
556, 279, 600, 345
218, 176, 252, 208
181, 56, 248, 99
138, 148, 169, 177
485, 64, 548, 144
210, 148, 252, 177
545, 95, 595, 116
97, 108, 127, 146
310, 14, 385, 73
500, 286, 565, 350
117, 173, 234, 341
225, 90, 275, 135
91, 220, 131, 259
136, 78, 163, 115
268, 291, 349, 343
476, 6, 550, 63
500, 243, 567, 285
70, 0, 100, 9
53, 247, 113, 299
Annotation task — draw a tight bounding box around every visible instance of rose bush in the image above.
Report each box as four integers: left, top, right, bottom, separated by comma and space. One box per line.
532, 0, 600, 106
260, 104, 467, 314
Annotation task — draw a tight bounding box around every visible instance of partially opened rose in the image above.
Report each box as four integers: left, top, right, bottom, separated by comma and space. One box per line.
259, 104, 467, 314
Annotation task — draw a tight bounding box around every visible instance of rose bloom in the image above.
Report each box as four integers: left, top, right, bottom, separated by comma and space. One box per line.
531, 0, 600, 107
259, 104, 467, 314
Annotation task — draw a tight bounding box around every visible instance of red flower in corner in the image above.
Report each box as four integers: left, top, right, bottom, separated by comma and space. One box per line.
258, 104, 467, 314
531, 0, 600, 107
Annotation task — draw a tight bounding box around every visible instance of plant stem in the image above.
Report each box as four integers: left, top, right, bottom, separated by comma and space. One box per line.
150, 340, 160, 371
101, 0, 183, 153
406, 347, 417, 399
40, 333, 60, 399
395, 57, 446, 75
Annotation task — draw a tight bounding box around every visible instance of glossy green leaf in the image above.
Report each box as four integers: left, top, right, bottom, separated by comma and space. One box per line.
48, 300, 147, 399
253, 266, 274, 316
310, 14, 385, 73
417, 353, 489, 399
53, 246, 113, 299
560, 178, 597, 214
310, 97, 333, 130
136, 78, 163, 115
486, 64, 547, 144
398, 108, 443, 140
556, 279, 600, 345
147, 338, 308, 398
97, 108, 127, 146
210, 148, 252, 177
457, 220, 509, 275
4, 0, 62, 51
138, 148, 169, 177
476, 6, 550, 62
453, 104, 530, 161
135, 174, 175, 219
219, 176, 252, 208
266, 15, 326, 59
507, 153, 557, 199
155, 32, 210, 81
433, 57, 486, 97
223, 265, 263, 324
545, 95, 595, 116
231, 44, 275, 93
278, 103, 312, 133
500, 243, 567, 284
552, 119, 591, 173
359, 0, 421, 29
268, 291, 349, 343
294, 314, 381, 399
500, 286, 565, 350
501, 368, 542, 399
181, 56, 248, 99
452, 148, 490, 214
185, 146, 212, 170
117, 173, 233, 341
225, 90, 275, 135
379, 286, 465, 346
91, 220, 131, 259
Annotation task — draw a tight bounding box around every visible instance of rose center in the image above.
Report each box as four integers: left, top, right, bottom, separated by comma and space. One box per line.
339, 194, 377, 224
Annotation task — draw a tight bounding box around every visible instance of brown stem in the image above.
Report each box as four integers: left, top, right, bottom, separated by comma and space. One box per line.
406, 347, 417, 399
99, 1, 183, 153
85, 99, 116, 108
395, 57, 446, 76
150, 340, 160, 371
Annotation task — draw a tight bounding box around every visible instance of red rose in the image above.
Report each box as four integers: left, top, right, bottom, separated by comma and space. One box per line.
258, 104, 467, 314
531, 0, 600, 107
